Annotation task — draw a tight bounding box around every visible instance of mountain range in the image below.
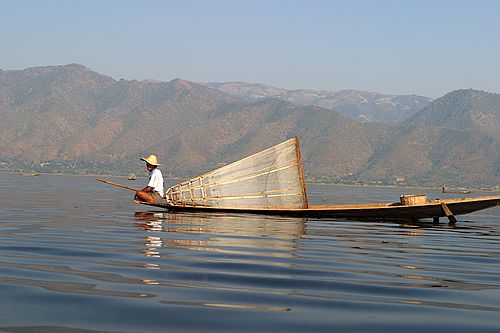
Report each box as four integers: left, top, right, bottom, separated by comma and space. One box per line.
204, 81, 433, 123
0, 64, 498, 187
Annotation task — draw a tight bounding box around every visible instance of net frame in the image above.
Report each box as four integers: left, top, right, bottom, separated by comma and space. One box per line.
166, 137, 308, 209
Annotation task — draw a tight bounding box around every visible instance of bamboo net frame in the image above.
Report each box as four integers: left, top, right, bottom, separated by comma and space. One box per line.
166, 137, 309, 209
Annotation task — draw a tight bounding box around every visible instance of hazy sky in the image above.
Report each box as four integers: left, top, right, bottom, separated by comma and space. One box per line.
1, 0, 499, 98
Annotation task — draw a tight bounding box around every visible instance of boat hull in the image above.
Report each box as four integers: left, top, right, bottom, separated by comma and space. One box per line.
143, 195, 500, 220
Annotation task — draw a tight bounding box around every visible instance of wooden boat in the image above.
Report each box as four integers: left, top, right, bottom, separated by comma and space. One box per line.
441, 186, 472, 194
20, 170, 41, 176
140, 137, 500, 223
480, 187, 498, 192
147, 195, 499, 221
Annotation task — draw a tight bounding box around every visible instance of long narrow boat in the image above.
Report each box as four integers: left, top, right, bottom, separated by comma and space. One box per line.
142, 138, 500, 223
441, 186, 472, 194
146, 195, 500, 220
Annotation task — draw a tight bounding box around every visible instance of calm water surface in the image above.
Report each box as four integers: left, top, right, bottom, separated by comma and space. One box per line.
0, 173, 499, 333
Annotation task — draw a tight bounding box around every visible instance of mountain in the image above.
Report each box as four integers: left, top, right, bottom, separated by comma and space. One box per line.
404, 89, 500, 137
0, 65, 498, 187
353, 125, 499, 186
204, 81, 287, 99
0, 64, 386, 179
354, 90, 500, 186
0, 64, 240, 175
204, 82, 432, 123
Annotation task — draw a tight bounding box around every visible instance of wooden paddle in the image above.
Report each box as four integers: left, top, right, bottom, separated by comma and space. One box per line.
97, 178, 139, 192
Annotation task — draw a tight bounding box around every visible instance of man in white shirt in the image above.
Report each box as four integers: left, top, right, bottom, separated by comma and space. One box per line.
134, 154, 164, 204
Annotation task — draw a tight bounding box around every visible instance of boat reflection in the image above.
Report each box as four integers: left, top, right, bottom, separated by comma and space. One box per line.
134, 211, 307, 258
133, 211, 307, 291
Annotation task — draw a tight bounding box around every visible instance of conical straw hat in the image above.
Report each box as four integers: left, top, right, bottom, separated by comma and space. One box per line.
140, 154, 161, 166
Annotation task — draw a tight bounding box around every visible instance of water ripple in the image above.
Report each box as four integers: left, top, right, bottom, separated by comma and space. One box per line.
1, 175, 499, 332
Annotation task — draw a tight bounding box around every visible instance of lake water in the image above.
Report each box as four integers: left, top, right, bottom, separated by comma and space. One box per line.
0, 173, 499, 333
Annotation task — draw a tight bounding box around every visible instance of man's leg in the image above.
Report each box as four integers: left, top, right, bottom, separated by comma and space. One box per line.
135, 190, 154, 203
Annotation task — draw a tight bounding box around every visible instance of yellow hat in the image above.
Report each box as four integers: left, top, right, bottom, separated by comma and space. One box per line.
140, 154, 161, 166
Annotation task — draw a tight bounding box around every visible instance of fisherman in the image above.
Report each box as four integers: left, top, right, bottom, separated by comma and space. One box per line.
134, 154, 164, 204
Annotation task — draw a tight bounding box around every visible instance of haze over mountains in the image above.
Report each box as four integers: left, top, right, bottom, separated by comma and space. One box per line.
0, 64, 498, 187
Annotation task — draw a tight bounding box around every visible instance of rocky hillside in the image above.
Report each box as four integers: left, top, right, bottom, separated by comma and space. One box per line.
204, 82, 432, 123
0, 65, 498, 187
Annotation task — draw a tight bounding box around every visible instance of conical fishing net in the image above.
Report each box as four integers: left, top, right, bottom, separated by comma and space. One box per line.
166, 137, 308, 209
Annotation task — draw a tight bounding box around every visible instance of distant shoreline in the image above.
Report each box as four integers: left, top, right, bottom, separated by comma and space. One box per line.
2, 171, 497, 192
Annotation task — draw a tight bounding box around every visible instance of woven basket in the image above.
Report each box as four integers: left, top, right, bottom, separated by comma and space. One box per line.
400, 194, 428, 206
